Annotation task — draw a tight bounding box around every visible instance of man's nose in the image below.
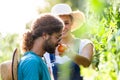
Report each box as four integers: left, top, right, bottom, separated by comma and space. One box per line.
57, 38, 61, 44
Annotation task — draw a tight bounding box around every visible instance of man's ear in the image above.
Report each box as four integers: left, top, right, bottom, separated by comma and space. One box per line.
42, 33, 49, 40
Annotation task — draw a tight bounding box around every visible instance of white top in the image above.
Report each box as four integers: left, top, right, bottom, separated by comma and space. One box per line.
44, 39, 93, 73
44, 52, 53, 72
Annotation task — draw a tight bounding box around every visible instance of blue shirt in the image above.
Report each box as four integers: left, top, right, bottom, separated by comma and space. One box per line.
18, 51, 51, 80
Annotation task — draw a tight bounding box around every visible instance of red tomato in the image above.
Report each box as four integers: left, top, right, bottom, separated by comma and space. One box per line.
57, 44, 67, 53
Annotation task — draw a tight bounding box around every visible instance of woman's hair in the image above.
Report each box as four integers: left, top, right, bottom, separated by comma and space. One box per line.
59, 14, 73, 24
21, 13, 64, 52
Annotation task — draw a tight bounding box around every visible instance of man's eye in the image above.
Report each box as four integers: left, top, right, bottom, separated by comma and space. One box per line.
55, 36, 59, 39
65, 23, 69, 25
56, 37, 59, 39
57, 38, 61, 42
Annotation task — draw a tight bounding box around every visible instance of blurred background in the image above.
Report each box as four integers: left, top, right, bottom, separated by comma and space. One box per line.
0, 0, 120, 80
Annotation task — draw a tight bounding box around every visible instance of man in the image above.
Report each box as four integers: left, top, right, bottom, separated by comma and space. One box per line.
17, 13, 64, 80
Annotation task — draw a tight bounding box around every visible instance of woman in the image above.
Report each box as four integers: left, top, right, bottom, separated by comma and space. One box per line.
44, 4, 94, 80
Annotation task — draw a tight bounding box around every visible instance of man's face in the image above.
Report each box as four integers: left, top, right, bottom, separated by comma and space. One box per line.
43, 32, 62, 53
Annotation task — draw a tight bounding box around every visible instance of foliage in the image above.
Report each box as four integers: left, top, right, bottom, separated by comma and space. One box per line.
44, 0, 120, 79
0, 33, 20, 63
80, 0, 120, 80
0, 0, 120, 79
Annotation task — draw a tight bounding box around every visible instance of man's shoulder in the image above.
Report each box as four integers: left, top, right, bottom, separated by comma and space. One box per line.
20, 52, 42, 65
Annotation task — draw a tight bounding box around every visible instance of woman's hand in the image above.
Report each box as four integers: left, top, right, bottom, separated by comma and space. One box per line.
57, 44, 67, 56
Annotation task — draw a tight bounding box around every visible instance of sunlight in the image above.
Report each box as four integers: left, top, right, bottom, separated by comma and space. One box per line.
0, 0, 46, 34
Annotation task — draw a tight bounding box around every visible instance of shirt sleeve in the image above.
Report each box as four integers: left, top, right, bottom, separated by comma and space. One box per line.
79, 39, 93, 55
22, 59, 41, 80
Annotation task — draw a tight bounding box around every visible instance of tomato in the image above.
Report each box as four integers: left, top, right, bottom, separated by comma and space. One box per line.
57, 44, 67, 53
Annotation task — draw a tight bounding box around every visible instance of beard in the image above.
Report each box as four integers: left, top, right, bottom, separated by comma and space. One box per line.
43, 37, 58, 53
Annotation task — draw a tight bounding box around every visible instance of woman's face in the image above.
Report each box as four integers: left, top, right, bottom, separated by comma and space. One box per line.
59, 15, 73, 38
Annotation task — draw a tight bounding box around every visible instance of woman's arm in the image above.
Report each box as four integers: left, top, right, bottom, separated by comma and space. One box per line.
74, 43, 94, 67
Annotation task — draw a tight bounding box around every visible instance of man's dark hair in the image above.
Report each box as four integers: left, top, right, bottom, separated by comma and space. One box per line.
22, 13, 64, 52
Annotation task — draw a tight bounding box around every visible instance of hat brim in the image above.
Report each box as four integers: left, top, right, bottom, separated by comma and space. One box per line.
12, 48, 19, 80
0, 48, 19, 80
70, 10, 85, 32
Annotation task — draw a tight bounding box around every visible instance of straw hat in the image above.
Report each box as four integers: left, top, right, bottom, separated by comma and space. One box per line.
11, 48, 19, 80
51, 3, 85, 31
0, 48, 19, 80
